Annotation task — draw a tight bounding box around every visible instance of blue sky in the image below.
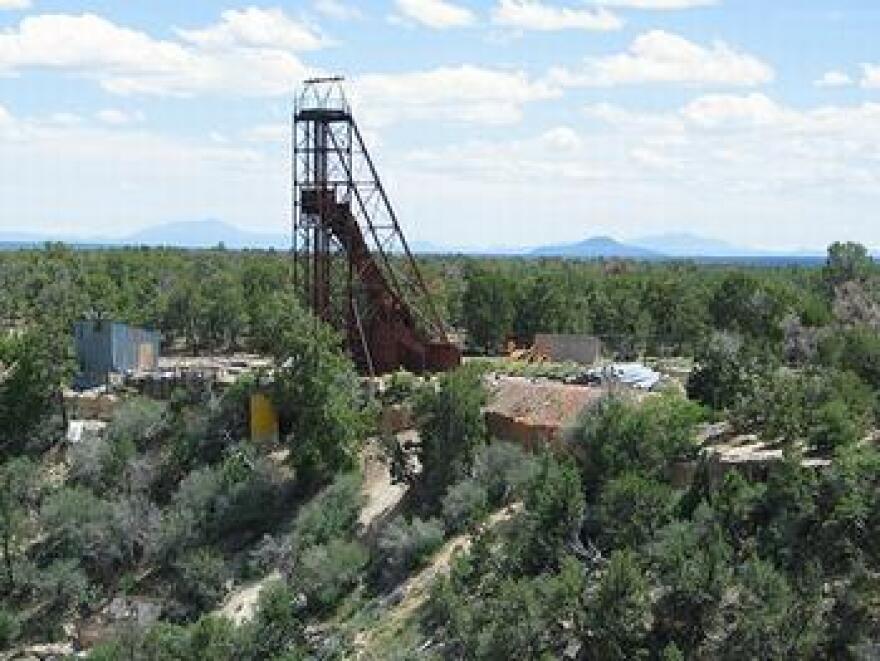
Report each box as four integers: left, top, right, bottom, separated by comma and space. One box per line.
0, 0, 879, 250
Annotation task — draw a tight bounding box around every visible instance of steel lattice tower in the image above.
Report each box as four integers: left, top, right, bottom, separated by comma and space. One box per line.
292, 77, 460, 374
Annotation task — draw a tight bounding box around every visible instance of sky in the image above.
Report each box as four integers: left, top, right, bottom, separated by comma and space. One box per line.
0, 0, 878, 251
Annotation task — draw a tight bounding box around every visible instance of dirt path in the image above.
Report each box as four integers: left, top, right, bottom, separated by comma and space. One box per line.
216, 570, 282, 625
213, 439, 409, 626
353, 504, 522, 658
358, 437, 410, 536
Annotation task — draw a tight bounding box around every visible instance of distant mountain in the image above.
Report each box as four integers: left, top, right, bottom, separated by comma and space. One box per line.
124, 220, 288, 249
409, 240, 523, 256
631, 232, 763, 257
0, 220, 290, 250
530, 236, 663, 259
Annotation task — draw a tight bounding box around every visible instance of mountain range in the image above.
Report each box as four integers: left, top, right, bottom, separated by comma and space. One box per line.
0, 219, 838, 261
0, 220, 289, 251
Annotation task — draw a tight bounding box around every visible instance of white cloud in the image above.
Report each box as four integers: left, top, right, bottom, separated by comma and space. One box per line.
45, 112, 82, 126
0, 106, 284, 237
394, 0, 475, 29
0, 12, 314, 97
815, 70, 852, 88
96, 108, 144, 125
396, 94, 880, 248
0, 0, 30, 10
584, 102, 684, 132
406, 127, 607, 183
592, 0, 717, 9
413, 94, 880, 192
313, 0, 363, 20
550, 30, 773, 87
680, 92, 791, 128
175, 7, 323, 51
861, 63, 880, 89
492, 1, 622, 31
243, 122, 288, 143
353, 65, 559, 126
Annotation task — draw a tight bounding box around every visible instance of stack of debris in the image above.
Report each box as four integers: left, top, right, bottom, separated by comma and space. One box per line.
579, 363, 662, 390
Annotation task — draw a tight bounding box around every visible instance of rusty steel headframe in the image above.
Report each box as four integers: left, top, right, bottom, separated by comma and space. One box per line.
292, 77, 460, 374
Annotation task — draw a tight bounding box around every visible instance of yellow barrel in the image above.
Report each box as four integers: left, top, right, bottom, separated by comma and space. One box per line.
250, 392, 279, 444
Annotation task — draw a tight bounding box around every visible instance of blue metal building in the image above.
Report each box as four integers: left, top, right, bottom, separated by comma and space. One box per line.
74, 320, 161, 388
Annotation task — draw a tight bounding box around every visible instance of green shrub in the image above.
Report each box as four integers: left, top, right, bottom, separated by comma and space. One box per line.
108, 397, 167, 449
441, 479, 488, 534
242, 581, 306, 658
808, 399, 861, 454
293, 539, 368, 613
291, 472, 363, 554
68, 435, 137, 493
473, 441, 539, 507
597, 473, 675, 550
412, 366, 487, 508
158, 453, 285, 563
40, 488, 127, 577
574, 394, 702, 490
174, 547, 229, 613
519, 454, 585, 573
383, 370, 419, 405
377, 516, 445, 583
37, 559, 93, 611
0, 607, 19, 649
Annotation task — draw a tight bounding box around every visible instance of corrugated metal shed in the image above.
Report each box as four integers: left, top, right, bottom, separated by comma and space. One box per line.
74, 321, 161, 387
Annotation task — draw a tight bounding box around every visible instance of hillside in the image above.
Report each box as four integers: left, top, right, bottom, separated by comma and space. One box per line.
2, 243, 880, 658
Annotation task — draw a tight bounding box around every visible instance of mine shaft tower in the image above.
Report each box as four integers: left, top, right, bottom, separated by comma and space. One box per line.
292, 77, 461, 374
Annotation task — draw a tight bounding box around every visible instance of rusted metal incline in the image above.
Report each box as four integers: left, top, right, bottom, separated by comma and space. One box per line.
293, 78, 460, 374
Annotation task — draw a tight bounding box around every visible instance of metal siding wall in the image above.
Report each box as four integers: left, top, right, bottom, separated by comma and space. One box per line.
74, 320, 114, 387
74, 321, 113, 375
110, 324, 161, 373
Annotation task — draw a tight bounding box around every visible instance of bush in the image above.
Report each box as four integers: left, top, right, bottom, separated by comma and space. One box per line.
40, 488, 126, 578
293, 539, 368, 613
174, 547, 229, 613
158, 452, 285, 563
574, 394, 702, 491
687, 332, 767, 411
519, 454, 585, 573
441, 479, 488, 534
68, 434, 136, 493
377, 516, 445, 583
706, 558, 821, 659
583, 550, 651, 660
473, 441, 539, 507
268, 312, 369, 486
291, 472, 363, 554
597, 473, 675, 550
107, 397, 167, 449
383, 369, 419, 405
412, 366, 487, 509
242, 580, 306, 658
37, 559, 93, 611
808, 399, 861, 454
0, 607, 19, 649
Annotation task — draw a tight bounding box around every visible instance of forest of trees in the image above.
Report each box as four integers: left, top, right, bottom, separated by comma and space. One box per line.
1, 241, 879, 658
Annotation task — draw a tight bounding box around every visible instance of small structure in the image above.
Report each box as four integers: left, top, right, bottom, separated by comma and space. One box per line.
74, 320, 161, 388
533, 334, 602, 365
66, 419, 107, 444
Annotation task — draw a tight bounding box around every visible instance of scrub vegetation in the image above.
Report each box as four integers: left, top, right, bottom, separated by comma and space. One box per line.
1, 241, 879, 658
